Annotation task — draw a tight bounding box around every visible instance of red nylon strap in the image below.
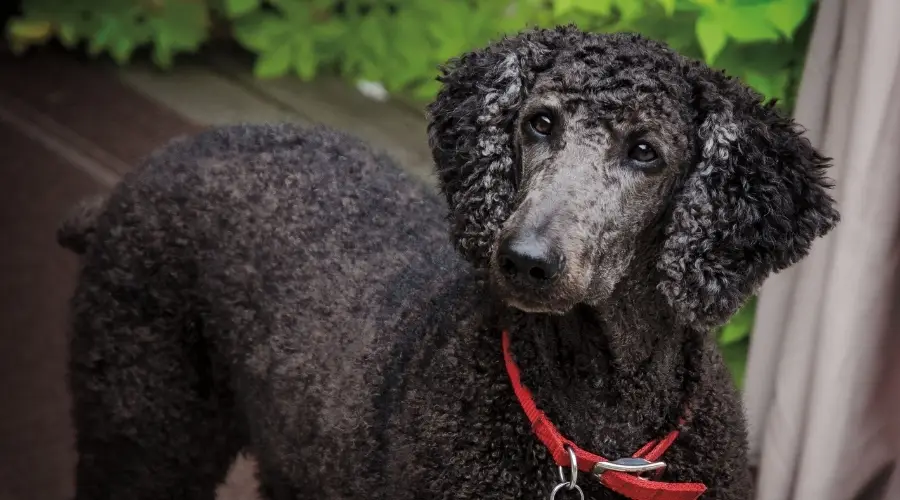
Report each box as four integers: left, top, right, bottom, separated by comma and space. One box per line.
502, 330, 707, 500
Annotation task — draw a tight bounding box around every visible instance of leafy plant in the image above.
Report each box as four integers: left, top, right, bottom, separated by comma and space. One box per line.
7, 0, 210, 67
7, 0, 816, 105
716, 296, 757, 389
7, 0, 814, 385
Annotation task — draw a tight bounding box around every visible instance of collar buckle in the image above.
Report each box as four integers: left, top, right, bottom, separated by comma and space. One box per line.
592, 458, 667, 479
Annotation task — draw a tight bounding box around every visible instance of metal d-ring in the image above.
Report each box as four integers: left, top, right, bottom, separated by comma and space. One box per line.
549, 482, 584, 500
556, 445, 578, 489
549, 446, 582, 500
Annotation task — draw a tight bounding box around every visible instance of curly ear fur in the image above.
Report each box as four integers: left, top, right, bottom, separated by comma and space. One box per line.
427, 28, 570, 268
658, 66, 840, 330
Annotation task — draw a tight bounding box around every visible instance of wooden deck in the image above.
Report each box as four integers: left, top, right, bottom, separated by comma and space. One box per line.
119, 50, 435, 186
0, 45, 434, 500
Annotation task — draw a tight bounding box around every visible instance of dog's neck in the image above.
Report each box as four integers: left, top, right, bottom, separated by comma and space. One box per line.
496, 266, 691, 366
489, 273, 704, 446
497, 296, 692, 387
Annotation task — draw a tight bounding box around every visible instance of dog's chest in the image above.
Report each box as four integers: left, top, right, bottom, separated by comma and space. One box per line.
380, 328, 649, 500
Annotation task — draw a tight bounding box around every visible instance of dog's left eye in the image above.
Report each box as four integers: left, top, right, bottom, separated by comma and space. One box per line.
528, 114, 554, 136
627, 142, 658, 163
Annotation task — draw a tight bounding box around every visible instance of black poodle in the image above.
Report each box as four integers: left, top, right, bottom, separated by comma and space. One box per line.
58, 27, 839, 500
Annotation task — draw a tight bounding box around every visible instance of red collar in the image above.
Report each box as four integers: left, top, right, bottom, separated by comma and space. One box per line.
502, 330, 707, 500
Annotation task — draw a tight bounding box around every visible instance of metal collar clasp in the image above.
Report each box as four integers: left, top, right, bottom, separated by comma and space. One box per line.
592, 457, 667, 478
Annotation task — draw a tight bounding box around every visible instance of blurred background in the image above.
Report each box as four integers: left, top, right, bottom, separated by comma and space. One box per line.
0, 0, 896, 499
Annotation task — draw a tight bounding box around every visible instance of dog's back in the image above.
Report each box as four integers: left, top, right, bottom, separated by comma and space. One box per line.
61, 123, 468, 499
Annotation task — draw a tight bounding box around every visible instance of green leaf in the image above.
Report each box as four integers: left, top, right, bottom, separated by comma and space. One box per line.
233, 12, 291, 52
412, 78, 442, 101
254, 42, 291, 78
142, 0, 207, 68
224, 0, 260, 19
292, 38, 317, 80
656, 0, 677, 16
553, 0, 576, 17
664, 26, 700, 55
383, 8, 434, 89
719, 322, 748, 346
719, 314, 751, 345
575, 0, 614, 16
716, 6, 781, 42
718, 296, 757, 344
150, 0, 209, 51
312, 21, 345, 44
695, 12, 727, 64
743, 69, 790, 101
87, 17, 115, 56
613, 0, 644, 21
153, 44, 174, 68
765, 0, 811, 38
270, 0, 318, 27
110, 36, 135, 64
427, 2, 475, 61
7, 18, 53, 43
490, 0, 540, 35
554, 0, 613, 17
57, 22, 81, 48
357, 10, 389, 59
721, 339, 749, 390
342, 8, 390, 80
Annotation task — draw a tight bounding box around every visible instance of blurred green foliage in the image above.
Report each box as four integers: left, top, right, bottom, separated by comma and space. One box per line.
7, 0, 816, 106
6, 0, 817, 387
6, 0, 210, 68
717, 297, 756, 389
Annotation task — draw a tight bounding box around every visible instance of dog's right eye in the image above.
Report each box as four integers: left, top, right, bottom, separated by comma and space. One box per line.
627, 142, 658, 163
528, 114, 554, 136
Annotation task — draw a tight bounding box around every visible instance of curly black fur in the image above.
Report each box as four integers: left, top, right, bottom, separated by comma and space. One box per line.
61, 26, 838, 500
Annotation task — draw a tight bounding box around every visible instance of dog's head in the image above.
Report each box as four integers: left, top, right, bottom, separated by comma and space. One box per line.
427, 26, 839, 329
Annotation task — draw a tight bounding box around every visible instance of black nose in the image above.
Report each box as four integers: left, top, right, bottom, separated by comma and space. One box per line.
497, 232, 565, 283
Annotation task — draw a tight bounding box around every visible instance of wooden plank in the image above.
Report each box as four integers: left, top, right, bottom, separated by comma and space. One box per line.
204, 54, 436, 186
0, 47, 262, 499
118, 64, 302, 128
0, 49, 202, 169
0, 92, 121, 188
0, 121, 102, 500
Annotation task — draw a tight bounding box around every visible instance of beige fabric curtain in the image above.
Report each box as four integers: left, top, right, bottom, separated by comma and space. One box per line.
743, 0, 900, 498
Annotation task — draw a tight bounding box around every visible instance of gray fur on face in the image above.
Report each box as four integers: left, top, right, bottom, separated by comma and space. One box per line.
60, 26, 837, 500
488, 76, 693, 313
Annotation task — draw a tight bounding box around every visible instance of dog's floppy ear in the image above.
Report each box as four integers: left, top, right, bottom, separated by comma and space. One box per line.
427, 28, 562, 268
658, 64, 840, 330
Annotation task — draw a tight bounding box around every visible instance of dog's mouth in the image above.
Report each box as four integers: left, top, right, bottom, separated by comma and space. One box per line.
487, 221, 594, 314
488, 269, 582, 315
502, 295, 574, 315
